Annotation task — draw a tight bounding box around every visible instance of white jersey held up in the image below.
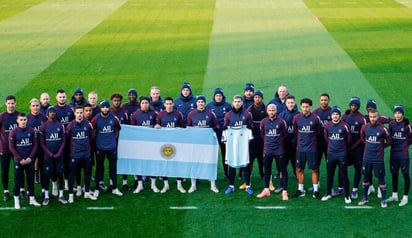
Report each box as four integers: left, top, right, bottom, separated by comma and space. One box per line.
222, 127, 253, 168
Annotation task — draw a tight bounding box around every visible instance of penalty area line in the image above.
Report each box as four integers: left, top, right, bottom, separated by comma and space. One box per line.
170, 206, 198, 210
255, 206, 287, 210
87, 206, 114, 210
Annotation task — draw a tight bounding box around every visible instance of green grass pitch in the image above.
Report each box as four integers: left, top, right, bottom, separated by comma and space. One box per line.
0, 0, 412, 237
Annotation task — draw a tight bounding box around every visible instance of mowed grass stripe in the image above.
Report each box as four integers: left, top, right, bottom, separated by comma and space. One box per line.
306, 0, 412, 116
0, 0, 127, 103
13, 0, 215, 110
204, 0, 389, 114
0, 0, 45, 21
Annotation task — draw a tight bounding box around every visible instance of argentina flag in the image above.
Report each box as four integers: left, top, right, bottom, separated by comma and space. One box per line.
117, 125, 219, 180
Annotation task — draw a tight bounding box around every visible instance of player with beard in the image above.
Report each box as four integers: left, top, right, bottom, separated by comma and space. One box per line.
341, 97, 366, 199
223, 95, 254, 195
256, 104, 289, 200
54, 89, 74, 191
39, 92, 50, 115
122, 88, 140, 121
91, 100, 123, 197
359, 108, 391, 208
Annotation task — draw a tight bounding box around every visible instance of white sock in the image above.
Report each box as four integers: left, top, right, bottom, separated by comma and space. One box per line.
392, 192, 398, 198
77, 185, 81, 191
191, 178, 196, 187
403, 195, 408, 200
313, 184, 319, 192
177, 180, 182, 187
164, 180, 169, 186
138, 180, 143, 187
52, 181, 57, 189
110, 179, 113, 186
123, 179, 127, 185
4, 190, 9, 193
29, 196, 35, 202
14, 196, 19, 202
298, 184, 304, 191
210, 180, 216, 187
352, 188, 358, 191
44, 190, 49, 198
151, 178, 156, 186
59, 190, 64, 197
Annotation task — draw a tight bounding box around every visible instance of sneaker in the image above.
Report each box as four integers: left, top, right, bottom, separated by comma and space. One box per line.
256, 189, 270, 198
3, 192, 10, 202
14, 201, 21, 210
93, 190, 100, 198
351, 190, 358, 199
399, 198, 408, 207
344, 196, 352, 204
160, 184, 169, 193
321, 194, 332, 201
313, 191, 321, 200
282, 191, 289, 201
58, 196, 68, 204
210, 185, 219, 193
42, 197, 50, 206
99, 183, 108, 192
332, 188, 343, 196
68, 194, 74, 203
377, 188, 382, 198
368, 185, 375, 195
112, 188, 123, 196
122, 184, 130, 191
269, 182, 275, 191
274, 185, 283, 193
76, 188, 82, 197
225, 186, 235, 195
292, 190, 305, 198
385, 196, 398, 203
381, 200, 387, 208
177, 185, 186, 194
188, 186, 196, 194
52, 186, 58, 197
84, 192, 97, 200
239, 182, 246, 190
358, 198, 369, 206
133, 184, 144, 194
151, 185, 160, 193
245, 187, 254, 195
29, 199, 41, 207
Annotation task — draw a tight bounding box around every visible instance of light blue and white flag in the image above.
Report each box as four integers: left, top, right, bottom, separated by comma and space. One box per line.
117, 125, 219, 180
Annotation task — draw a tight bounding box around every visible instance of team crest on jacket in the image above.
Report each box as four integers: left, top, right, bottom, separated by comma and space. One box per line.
160, 144, 176, 159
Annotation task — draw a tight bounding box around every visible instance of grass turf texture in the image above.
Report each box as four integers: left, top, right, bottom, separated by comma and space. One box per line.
0, 0, 412, 237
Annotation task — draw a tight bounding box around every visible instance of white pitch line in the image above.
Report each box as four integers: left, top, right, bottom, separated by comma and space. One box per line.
255, 206, 287, 210
0, 207, 26, 210
87, 206, 114, 210
170, 206, 198, 210
345, 206, 373, 209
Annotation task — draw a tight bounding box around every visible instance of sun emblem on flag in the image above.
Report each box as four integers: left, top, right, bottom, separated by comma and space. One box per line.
160, 144, 176, 159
